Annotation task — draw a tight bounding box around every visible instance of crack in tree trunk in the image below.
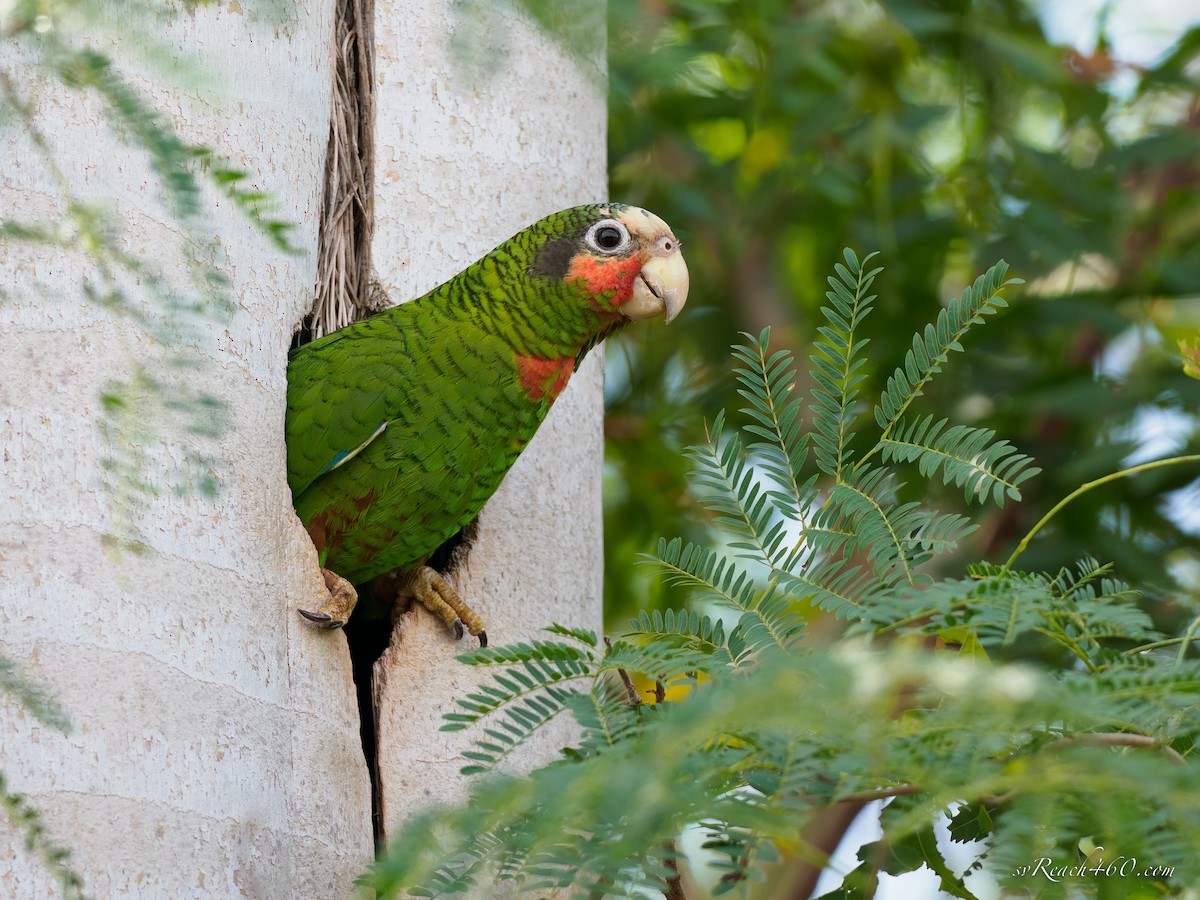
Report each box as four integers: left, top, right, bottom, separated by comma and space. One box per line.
299, 0, 380, 346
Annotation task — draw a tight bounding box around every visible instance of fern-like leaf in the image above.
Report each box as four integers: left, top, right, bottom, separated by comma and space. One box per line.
457, 687, 580, 774
685, 412, 790, 564
565, 683, 642, 755
641, 537, 762, 611
731, 329, 816, 522
809, 249, 882, 479
727, 584, 808, 658
454, 639, 596, 669
57, 50, 202, 222
57, 50, 299, 254
823, 467, 916, 586
880, 414, 1041, 505
601, 639, 724, 684
630, 608, 729, 652
642, 541, 808, 657
444, 642, 596, 728
776, 560, 871, 618
1049, 559, 1156, 647
0, 773, 86, 900
0, 657, 70, 733
873, 261, 1018, 436
542, 623, 599, 648
190, 148, 300, 253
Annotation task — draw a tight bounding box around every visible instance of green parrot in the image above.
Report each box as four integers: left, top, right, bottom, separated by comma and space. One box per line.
286, 203, 688, 642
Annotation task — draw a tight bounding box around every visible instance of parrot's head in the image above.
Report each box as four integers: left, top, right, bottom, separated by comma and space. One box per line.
530, 204, 689, 325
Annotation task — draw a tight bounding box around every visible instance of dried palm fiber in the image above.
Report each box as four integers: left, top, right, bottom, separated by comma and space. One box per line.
303, 0, 381, 343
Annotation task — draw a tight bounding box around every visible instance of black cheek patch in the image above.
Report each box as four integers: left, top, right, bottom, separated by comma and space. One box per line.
531, 235, 580, 280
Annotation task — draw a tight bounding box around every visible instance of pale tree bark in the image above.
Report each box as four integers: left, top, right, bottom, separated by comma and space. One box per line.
1, 1, 607, 897
0, 3, 374, 897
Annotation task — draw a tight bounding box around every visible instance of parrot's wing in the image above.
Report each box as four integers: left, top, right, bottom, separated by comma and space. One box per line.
286, 307, 531, 502
285, 321, 403, 497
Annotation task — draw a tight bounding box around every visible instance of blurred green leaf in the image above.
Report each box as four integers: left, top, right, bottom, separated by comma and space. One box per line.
601, 0, 1200, 628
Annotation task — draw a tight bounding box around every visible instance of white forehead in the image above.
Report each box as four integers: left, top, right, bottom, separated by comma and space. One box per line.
615, 207, 674, 239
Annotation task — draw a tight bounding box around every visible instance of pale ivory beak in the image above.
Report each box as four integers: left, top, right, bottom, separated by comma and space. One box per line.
624, 252, 690, 324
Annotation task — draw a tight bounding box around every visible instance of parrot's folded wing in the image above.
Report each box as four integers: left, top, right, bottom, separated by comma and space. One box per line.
286, 320, 400, 496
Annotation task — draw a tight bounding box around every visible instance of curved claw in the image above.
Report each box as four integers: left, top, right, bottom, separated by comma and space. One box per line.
298, 608, 346, 629
450, 620, 488, 647
298, 568, 358, 630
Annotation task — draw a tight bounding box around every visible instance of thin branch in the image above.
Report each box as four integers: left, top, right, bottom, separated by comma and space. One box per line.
616, 669, 641, 708
767, 798, 868, 900
1175, 616, 1200, 666
840, 784, 922, 804
606, 638, 642, 709
1045, 732, 1187, 766
1004, 455, 1200, 571
1126, 616, 1200, 658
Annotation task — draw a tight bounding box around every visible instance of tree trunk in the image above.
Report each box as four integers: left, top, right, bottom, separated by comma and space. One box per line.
0, 4, 373, 896
1, 0, 606, 896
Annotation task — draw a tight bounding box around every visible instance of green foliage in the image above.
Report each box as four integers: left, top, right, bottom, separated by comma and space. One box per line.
596, 0, 1200, 626
879, 415, 1039, 506
667, 251, 1024, 617
631, 607, 727, 652
363, 253, 1200, 897
0, 659, 84, 898
0, 657, 70, 733
809, 250, 882, 479
863, 559, 1159, 671
1, 774, 87, 900
1183, 336, 1200, 381
873, 264, 1012, 434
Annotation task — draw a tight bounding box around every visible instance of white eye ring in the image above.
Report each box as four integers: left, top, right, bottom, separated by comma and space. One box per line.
585, 219, 631, 254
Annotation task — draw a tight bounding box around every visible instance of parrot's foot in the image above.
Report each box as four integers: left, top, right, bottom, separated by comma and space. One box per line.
298, 568, 359, 629
396, 566, 488, 647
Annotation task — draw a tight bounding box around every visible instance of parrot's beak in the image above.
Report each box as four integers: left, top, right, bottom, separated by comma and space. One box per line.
625, 252, 689, 324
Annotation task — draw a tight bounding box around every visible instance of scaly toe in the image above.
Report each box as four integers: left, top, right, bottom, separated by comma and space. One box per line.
395, 565, 489, 642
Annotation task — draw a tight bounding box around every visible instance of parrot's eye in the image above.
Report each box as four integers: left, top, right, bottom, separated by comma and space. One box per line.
585, 219, 631, 254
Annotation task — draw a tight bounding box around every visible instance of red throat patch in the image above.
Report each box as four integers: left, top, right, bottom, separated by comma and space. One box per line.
566, 253, 643, 312
516, 354, 575, 404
